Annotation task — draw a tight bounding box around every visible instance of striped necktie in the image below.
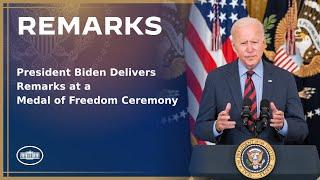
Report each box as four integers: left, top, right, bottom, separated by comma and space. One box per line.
244, 71, 257, 130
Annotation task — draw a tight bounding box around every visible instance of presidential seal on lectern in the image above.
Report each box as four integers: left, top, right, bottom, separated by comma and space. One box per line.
235, 138, 276, 179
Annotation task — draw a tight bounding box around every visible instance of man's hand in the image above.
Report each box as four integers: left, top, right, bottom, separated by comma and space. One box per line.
270, 102, 285, 130
215, 103, 236, 132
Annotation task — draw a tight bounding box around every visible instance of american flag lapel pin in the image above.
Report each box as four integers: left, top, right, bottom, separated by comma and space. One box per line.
268, 80, 272, 83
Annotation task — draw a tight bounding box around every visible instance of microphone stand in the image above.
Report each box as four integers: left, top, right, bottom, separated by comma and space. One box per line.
253, 121, 258, 138
253, 118, 267, 138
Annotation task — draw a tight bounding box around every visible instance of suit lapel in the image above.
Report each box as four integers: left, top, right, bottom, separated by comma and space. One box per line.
262, 61, 274, 100
225, 60, 242, 113
225, 60, 251, 135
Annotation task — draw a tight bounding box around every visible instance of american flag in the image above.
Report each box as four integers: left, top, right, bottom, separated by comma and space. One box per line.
273, 47, 299, 72
184, 0, 248, 145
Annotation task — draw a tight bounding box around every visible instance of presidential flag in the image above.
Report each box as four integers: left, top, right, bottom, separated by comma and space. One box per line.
263, 0, 320, 154
263, 0, 300, 72
294, 0, 320, 155
184, 0, 248, 144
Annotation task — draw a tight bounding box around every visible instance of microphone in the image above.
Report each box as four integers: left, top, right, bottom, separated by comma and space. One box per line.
256, 99, 270, 134
241, 98, 252, 126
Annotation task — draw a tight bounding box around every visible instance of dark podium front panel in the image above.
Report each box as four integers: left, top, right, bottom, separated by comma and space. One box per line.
189, 145, 320, 180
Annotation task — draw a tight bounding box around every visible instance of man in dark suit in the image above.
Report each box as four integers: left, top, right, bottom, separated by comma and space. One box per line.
195, 17, 308, 145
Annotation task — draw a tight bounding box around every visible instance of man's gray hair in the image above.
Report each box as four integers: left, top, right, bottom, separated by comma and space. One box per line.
230, 17, 265, 39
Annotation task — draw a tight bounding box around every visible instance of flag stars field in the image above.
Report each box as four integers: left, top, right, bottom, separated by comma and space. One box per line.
307, 108, 320, 119
229, 12, 238, 23
229, 0, 238, 9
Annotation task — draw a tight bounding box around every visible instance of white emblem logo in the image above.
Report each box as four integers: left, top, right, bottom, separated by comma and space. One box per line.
16, 146, 44, 165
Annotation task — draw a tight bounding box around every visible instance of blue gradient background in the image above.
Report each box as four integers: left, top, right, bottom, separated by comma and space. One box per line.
3, 3, 191, 176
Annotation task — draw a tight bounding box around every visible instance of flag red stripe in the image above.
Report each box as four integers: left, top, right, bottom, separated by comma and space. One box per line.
288, 63, 298, 72
189, 115, 196, 133
284, 58, 296, 69
274, 50, 286, 66
186, 65, 203, 103
278, 57, 291, 68
197, 140, 207, 145
186, 21, 217, 72
222, 38, 237, 63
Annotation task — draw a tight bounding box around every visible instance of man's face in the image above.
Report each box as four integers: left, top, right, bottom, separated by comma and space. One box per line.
232, 24, 266, 70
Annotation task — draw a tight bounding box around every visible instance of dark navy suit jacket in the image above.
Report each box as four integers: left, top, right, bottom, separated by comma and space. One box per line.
195, 60, 308, 145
